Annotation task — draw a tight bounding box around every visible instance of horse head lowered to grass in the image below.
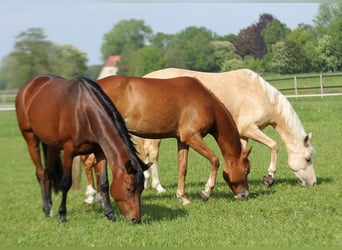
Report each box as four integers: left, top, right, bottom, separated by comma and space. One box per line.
15, 75, 149, 223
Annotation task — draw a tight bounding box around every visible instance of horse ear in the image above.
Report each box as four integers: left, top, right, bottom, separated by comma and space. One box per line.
304, 132, 312, 146
125, 160, 137, 174
143, 162, 152, 171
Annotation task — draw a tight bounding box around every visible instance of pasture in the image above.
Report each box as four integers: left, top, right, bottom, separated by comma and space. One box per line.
0, 96, 341, 247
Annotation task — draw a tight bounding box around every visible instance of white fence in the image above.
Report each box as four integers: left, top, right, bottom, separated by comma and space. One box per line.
1, 73, 342, 111
267, 73, 342, 98
0, 94, 16, 111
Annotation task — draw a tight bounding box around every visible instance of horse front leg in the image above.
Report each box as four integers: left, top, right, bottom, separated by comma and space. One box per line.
94, 154, 116, 221
185, 134, 219, 201
176, 140, 190, 205
58, 148, 74, 223
244, 127, 278, 187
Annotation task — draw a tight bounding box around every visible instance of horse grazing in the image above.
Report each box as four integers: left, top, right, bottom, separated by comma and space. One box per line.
92, 75, 251, 205
139, 68, 316, 191
15, 75, 149, 223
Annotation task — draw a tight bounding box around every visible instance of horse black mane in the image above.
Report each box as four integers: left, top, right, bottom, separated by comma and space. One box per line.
76, 76, 145, 173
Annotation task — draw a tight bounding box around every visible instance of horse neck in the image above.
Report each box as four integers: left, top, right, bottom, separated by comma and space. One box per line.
213, 102, 242, 160
89, 113, 131, 167
273, 97, 307, 154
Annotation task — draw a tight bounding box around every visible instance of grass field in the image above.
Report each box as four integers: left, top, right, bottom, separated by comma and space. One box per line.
0, 96, 341, 247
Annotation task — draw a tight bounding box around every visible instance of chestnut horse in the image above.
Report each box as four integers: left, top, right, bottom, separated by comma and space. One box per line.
15, 75, 148, 223
139, 68, 316, 192
94, 75, 252, 205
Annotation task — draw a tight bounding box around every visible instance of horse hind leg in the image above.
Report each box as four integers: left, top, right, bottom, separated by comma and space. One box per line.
23, 132, 52, 217
176, 140, 191, 205
145, 139, 166, 193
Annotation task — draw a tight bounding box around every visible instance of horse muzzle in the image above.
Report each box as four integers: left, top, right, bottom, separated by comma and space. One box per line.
234, 189, 249, 200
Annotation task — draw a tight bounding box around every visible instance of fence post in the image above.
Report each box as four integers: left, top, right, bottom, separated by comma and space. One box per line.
320, 73, 324, 98
294, 76, 298, 98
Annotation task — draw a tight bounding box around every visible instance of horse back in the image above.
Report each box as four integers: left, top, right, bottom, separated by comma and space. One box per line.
97, 75, 218, 138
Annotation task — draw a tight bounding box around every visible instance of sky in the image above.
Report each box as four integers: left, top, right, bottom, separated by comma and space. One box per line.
1, 1, 320, 65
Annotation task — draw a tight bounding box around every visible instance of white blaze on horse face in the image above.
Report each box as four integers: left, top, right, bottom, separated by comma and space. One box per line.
288, 135, 316, 186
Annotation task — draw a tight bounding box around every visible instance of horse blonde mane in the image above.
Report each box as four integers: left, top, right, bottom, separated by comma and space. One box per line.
244, 69, 306, 138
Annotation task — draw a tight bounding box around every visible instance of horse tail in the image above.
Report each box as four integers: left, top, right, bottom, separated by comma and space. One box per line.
71, 156, 82, 191
131, 135, 148, 161
41, 143, 63, 193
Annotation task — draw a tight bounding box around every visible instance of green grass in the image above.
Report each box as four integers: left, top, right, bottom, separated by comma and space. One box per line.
0, 97, 341, 247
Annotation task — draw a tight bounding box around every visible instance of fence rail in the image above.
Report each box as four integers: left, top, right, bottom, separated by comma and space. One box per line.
1, 73, 342, 111
266, 73, 342, 98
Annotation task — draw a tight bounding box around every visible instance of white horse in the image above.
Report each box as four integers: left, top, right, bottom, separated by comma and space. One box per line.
139, 68, 316, 192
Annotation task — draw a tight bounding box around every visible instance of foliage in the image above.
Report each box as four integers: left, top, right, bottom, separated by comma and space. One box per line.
1, 95, 341, 247
101, 19, 152, 62
234, 13, 273, 59
271, 39, 309, 74
261, 19, 291, 53
166, 26, 218, 72
0, 28, 88, 88
127, 46, 168, 76
3, 5, 342, 89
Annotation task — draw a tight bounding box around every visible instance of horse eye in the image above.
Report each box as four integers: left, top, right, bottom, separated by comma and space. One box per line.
244, 168, 250, 175
126, 187, 134, 193
305, 158, 311, 163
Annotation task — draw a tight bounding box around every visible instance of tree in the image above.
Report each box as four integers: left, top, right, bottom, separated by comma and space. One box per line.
271, 39, 309, 74
166, 26, 217, 71
326, 16, 342, 70
49, 44, 88, 78
0, 28, 89, 89
312, 35, 338, 72
211, 40, 243, 72
1, 28, 54, 88
101, 19, 152, 62
234, 13, 274, 59
261, 19, 291, 53
126, 46, 167, 76
314, 3, 342, 30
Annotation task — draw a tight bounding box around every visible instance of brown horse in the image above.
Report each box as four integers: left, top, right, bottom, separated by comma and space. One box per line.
15, 74, 149, 223
93, 75, 251, 205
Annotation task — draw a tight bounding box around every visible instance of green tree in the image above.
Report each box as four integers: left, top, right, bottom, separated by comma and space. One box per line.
211, 40, 243, 72
326, 16, 342, 70
261, 19, 291, 53
314, 3, 342, 30
101, 19, 152, 62
271, 39, 309, 74
127, 46, 167, 76
312, 35, 338, 72
167, 26, 217, 71
1, 28, 54, 88
49, 44, 88, 78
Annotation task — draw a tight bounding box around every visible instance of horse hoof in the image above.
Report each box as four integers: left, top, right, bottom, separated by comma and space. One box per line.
178, 196, 191, 206
59, 216, 67, 223
263, 175, 274, 187
200, 191, 210, 202
106, 213, 116, 222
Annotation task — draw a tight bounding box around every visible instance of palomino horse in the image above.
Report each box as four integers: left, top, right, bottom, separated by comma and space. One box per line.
139, 68, 316, 191
15, 75, 149, 223
90, 75, 251, 205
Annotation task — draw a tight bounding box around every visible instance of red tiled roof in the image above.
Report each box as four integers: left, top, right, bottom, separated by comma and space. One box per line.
104, 55, 120, 67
